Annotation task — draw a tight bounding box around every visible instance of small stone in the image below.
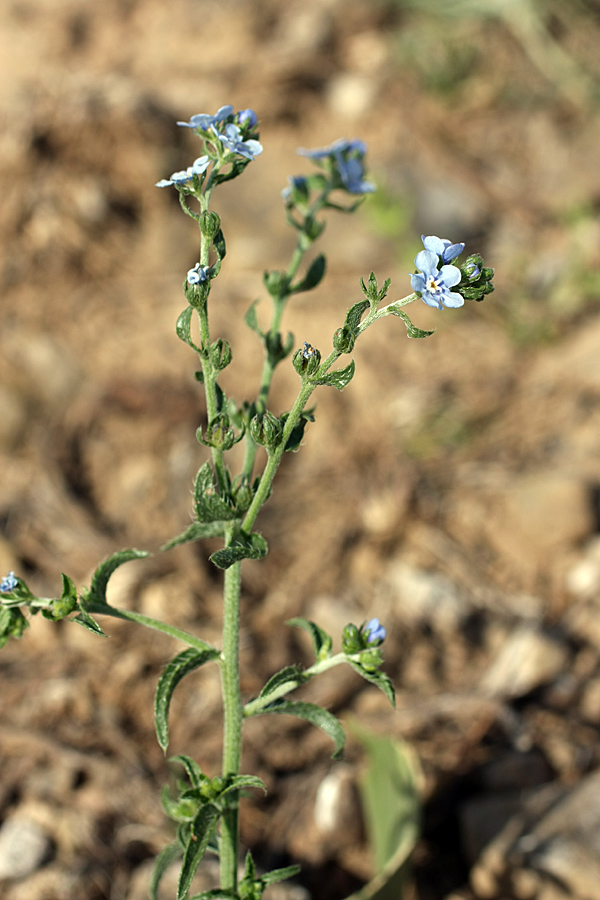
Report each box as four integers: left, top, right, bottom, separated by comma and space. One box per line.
0, 817, 52, 880
480, 625, 568, 699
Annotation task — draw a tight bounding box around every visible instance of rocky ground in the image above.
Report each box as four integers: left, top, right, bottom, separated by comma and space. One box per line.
2, 1, 600, 899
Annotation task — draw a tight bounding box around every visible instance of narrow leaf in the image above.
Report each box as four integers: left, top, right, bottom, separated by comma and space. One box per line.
287, 617, 333, 661
169, 755, 207, 790
214, 228, 226, 261
291, 253, 326, 294
348, 661, 396, 707
87, 549, 150, 606
161, 521, 226, 551
255, 700, 345, 759
72, 609, 106, 636
388, 308, 435, 339
312, 359, 355, 391
150, 842, 183, 900
345, 299, 370, 330
260, 865, 302, 887
155, 648, 221, 752
257, 665, 308, 701
244, 301, 264, 337
178, 805, 220, 900
210, 532, 268, 570
176, 307, 200, 349
218, 775, 266, 800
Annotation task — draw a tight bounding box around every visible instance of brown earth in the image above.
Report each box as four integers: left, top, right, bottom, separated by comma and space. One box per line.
2, 1, 600, 899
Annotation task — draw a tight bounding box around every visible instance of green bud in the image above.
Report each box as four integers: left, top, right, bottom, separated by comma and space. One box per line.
249, 411, 282, 449
199, 414, 238, 451
210, 338, 232, 372
184, 279, 209, 311
233, 478, 254, 512
458, 254, 495, 302
341, 623, 361, 654
292, 342, 321, 378
333, 326, 355, 354
358, 647, 383, 672
263, 270, 290, 299
200, 210, 221, 240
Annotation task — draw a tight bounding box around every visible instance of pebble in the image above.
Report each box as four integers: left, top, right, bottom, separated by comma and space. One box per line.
0, 817, 52, 880
480, 625, 568, 699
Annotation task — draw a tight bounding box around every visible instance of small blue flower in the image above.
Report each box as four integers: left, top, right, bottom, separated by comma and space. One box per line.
156, 156, 210, 188
237, 108, 258, 128
1, 571, 18, 593
421, 235, 465, 264
187, 264, 209, 285
177, 106, 234, 130
297, 139, 374, 195
216, 123, 263, 160
363, 617, 386, 645
281, 175, 308, 202
410, 249, 464, 310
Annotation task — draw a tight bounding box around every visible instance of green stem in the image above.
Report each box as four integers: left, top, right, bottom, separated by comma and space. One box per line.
84, 602, 212, 650
219, 554, 243, 893
242, 653, 350, 716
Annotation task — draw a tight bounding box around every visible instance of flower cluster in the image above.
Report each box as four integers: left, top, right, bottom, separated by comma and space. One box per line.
410, 235, 494, 309
298, 138, 375, 195
187, 263, 209, 285
1, 571, 17, 593
157, 106, 262, 190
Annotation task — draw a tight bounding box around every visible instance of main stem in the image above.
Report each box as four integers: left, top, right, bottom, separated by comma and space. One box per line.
219, 557, 243, 893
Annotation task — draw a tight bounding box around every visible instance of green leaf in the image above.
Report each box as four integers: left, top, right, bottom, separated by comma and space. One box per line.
86, 549, 150, 606
194, 463, 238, 524
176, 307, 201, 350
150, 842, 183, 900
345, 299, 370, 330
170, 755, 206, 790
283, 409, 315, 452
209, 532, 268, 570
155, 649, 221, 752
287, 617, 333, 661
61, 573, 78, 604
345, 723, 422, 900
244, 300, 263, 337
388, 308, 435, 339
260, 865, 302, 887
312, 359, 355, 391
291, 253, 326, 294
178, 805, 220, 900
214, 228, 226, 261
255, 700, 345, 759
348, 661, 396, 708
161, 521, 226, 551
257, 665, 308, 700
218, 775, 266, 801
72, 609, 106, 636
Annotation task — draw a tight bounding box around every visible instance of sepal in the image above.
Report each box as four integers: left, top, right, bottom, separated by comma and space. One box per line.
249, 411, 282, 449
360, 272, 391, 306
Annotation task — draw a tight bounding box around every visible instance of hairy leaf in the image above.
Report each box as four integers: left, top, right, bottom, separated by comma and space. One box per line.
150, 842, 183, 900
388, 308, 435, 339
255, 699, 345, 759
161, 520, 226, 551
312, 359, 355, 391
348, 661, 396, 707
209, 532, 268, 570
178, 805, 220, 900
87, 549, 150, 606
155, 649, 221, 752
287, 617, 333, 661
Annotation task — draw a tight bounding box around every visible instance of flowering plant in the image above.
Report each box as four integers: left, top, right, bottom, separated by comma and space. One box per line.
0, 105, 493, 899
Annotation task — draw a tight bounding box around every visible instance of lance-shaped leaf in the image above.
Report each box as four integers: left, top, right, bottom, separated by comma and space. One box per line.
210, 531, 268, 570
244, 300, 264, 337
86, 549, 150, 606
161, 521, 226, 551
347, 661, 396, 707
311, 359, 355, 391
217, 774, 266, 803
287, 617, 333, 661
176, 307, 201, 351
155, 648, 221, 752
388, 308, 435, 339
150, 842, 183, 900
213, 228, 226, 262
169, 755, 207, 791
178, 804, 220, 900
72, 608, 106, 637
254, 699, 345, 759
345, 299, 370, 331
290, 253, 326, 294
251, 665, 309, 708
194, 463, 238, 523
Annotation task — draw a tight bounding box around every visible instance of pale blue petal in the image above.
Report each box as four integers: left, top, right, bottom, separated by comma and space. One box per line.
439, 264, 461, 287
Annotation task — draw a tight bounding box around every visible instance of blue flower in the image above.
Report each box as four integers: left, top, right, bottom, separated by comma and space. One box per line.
281, 175, 308, 202
1, 571, 18, 593
177, 106, 234, 130
216, 123, 263, 160
297, 139, 375, 195
237, 108, 258, 128
363, 617, 386, 645
156, 156, 210, 188
410, 249, 464, 310
187, 264, 209, 285
421, 235, 465, 264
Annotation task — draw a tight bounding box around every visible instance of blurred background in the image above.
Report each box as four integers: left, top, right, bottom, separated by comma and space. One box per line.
2, 0, 600, 898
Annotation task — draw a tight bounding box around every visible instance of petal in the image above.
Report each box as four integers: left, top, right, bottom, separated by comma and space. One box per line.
243, 139, 263, 157
442, 291, 465, 308
410, 273, 426, 292
439, 264, 461, 287
414, 249, 438, 276
155, 179, 173, 187
442, 242, 465, 262
421, 292, 443, 310
421, 235, 446, 256
215, 105, 234, 120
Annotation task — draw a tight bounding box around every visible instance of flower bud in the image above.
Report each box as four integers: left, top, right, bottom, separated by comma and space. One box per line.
292, 342, 321, 377
333, 326, 355, 354
200, 211, 221, 240
249, 411, 282, 449
263, 269, 290, 299
342, 623, 361, 654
